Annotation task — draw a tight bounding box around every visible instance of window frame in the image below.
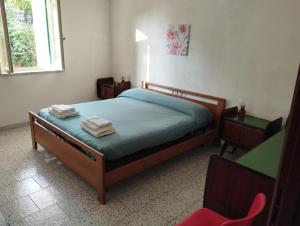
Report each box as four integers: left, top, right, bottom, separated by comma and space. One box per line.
0, 0, 65, 76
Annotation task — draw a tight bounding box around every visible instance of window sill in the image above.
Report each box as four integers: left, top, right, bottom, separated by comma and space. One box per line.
0, 69, 65, 77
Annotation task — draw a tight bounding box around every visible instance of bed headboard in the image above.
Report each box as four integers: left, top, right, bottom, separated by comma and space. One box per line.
142, 81, 226, 129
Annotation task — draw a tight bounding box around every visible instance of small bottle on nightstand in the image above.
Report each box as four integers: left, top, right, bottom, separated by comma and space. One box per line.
238, 99, 246, 118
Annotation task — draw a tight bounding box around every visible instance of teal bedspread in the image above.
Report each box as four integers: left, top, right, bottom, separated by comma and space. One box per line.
39, 88, 212, 161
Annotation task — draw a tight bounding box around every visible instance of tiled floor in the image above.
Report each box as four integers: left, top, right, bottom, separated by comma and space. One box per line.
0, 126, 220, 226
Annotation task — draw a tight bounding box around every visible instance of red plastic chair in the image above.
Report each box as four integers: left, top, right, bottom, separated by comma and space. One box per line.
176, 193, 266, 226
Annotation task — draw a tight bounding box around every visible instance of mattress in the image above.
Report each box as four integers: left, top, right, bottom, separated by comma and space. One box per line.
39, 88, 212, 161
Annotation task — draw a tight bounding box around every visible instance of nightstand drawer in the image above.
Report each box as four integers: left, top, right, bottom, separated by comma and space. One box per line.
240, 127, 265, 149
223, 121, 244, 143
223, 120, 265, 149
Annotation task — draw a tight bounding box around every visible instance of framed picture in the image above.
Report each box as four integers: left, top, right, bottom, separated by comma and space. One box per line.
167, 24, 191, 56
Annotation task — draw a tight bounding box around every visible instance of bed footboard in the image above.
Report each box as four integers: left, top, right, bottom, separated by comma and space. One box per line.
29, 112, 106, 204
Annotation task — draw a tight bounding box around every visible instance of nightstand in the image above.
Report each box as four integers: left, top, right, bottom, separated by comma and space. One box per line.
97, 77, 131, 99
220, 106, 282, 156
115, 81, 131, 96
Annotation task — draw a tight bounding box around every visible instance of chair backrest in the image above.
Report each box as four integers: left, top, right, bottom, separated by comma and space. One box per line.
221, 193, 266, 226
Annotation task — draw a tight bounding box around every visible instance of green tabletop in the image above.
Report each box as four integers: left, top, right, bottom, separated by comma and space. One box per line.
226, 115, 270, 130
236, 130, 285, 178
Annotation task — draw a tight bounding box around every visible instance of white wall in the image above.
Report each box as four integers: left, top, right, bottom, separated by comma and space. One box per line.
111, 0, 300, 120
1, 0, 299, 128
0, 0, 111, 128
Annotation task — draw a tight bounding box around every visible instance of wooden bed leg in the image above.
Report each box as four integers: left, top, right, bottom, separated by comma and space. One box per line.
96, 155, 106, 204
97, 186, 105, 204
29, 112, 37, 150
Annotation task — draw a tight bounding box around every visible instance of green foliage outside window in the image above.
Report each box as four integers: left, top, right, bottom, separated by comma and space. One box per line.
6, 0, 37, 67
7, 0, 32, 11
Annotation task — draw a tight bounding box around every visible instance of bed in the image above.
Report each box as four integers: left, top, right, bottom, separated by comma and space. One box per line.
29, 82, 226, 204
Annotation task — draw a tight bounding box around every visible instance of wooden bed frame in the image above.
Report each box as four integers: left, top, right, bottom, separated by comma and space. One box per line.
29, 81, 226, 204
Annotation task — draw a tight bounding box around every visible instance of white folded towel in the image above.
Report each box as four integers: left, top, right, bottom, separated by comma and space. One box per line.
81, 122, 114, 137
82, 118, 111, 131
51, 105, 75, 114
86, 117, 112, 127
48, 107, 79, 119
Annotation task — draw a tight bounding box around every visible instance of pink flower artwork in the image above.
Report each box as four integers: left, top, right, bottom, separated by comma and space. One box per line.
167, 24, 191, 56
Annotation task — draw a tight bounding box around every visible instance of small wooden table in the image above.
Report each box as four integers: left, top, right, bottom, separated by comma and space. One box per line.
220, 107, 282, 156
97, 77, 131, 99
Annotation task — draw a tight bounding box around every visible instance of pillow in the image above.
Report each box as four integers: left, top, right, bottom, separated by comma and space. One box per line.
118, 88, 212, 129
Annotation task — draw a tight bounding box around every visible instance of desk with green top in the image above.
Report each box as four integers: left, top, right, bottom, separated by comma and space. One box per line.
237, 130, 284, 178
204, 130, 285, 226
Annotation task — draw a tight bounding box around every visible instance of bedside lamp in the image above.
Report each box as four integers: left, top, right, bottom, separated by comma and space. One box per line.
238, 98, 246, 118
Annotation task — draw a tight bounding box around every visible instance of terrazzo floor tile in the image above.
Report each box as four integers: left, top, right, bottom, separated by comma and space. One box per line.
2, 178, 42, 202
46, 186, 85, 205
108, 181, 158, 213
0, 210, 8, 226
0, 196, 39, 222
171, 182, 205, 206
15, 167, 39, 182
31, 164, 74, 190
23, 204, 69, 226
57, 190, 101, 218
5, 218, 27, 226
0, 126, 221, 226
134, 149, 215, 196
69, 199, 129, 226
169, 201, 203, 225
29, 188, 58, 209
32, 174, 51, 188
0, 170, 19, 188
60, 219, 84, 226
0, 191, 10, 206
115, 204, 169, 226
147, 192, 190, 222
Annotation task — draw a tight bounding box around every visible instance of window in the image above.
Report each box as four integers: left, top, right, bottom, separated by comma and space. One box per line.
0, 0, 64, 75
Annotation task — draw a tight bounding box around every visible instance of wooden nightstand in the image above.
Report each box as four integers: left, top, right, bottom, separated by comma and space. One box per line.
220, 106, 282, 156
97, 77, 131, 99
115, 81, 131, 96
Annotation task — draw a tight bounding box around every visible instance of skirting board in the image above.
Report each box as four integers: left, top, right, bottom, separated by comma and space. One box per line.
0, 122, 29, 132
